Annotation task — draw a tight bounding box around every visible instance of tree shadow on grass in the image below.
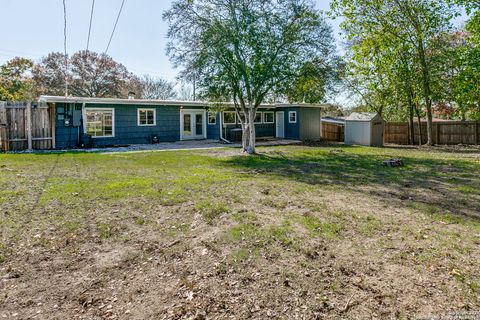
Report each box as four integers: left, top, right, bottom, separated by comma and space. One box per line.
219, 147, 480, 221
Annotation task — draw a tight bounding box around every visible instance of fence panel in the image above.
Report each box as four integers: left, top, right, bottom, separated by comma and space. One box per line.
0, 102, 53, 151
384, 122, 409, 144
384, 121, 480, 145
321, 122, 344, 142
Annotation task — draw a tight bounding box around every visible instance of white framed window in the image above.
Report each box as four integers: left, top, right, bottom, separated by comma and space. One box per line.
208, 112, 217, 125
289, 111, 297, 123
263, 111, 274, 124
254, 112, 263, 124
138, 108, 156, 126
85, 108, 114, 138
223, 111, 236, 125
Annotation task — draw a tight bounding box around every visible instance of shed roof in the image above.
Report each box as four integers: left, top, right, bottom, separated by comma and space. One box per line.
321, 116, 345, 125
345, 112, 380, 122
39, 96, 327, 109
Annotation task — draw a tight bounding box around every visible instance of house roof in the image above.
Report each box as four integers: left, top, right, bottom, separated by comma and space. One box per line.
39, 96, 327, 109
345, 112, 381, 122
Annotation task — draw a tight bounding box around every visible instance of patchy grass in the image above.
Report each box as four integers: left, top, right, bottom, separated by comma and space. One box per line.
0, 144, 479, 319
196, 200, 230, 224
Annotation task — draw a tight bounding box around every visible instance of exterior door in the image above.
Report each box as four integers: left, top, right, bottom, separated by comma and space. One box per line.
276, 111, 285, 138
181, 110, 206, 140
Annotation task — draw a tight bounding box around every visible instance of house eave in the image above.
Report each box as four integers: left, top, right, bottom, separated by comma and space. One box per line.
39, 96, 327, 110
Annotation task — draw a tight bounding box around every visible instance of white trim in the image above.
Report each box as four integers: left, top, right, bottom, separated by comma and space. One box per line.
180, 109, 207, 141
263, 111, 274, 124
254, 112, 263, 124
84, 107, 115, 138
276, 111, 285, 138
222, 111, 236, 125
137, 108, 157, 126
40, 95, 328, 109
208, 111, 217, 125
288, 111, 297, 124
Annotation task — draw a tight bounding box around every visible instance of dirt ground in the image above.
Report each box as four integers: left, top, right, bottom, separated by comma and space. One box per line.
0, 144, 479, 319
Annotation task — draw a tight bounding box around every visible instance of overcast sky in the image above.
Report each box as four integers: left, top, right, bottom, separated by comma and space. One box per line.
0, 0, 342, 81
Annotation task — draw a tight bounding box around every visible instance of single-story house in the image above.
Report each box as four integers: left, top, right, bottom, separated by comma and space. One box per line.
39, 96, 327, 149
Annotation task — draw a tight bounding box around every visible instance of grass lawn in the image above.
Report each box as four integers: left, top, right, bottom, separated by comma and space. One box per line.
1, 144, 479, 319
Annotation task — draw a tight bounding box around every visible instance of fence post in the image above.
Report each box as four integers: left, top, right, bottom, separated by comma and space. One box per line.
26, 102, 33, 150
0, 102, 6, 151
436, 123, 440, 145
475, 122, 479, 145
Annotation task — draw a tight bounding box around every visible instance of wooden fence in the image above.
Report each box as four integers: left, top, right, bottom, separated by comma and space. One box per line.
0, 102, 55, 151
321, 122, 344, 142
385, 121, 480, 145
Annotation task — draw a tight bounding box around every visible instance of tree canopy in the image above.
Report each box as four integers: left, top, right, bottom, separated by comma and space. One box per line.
0, 57, 34, 101
331, 0, 465, 144
32, 51, 137, 98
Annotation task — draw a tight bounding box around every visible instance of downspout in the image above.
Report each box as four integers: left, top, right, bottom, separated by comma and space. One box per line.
219, 112, 230, 144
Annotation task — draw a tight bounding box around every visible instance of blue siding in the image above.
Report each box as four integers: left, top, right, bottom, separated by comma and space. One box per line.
283, 107, 300, 140
55, 103, 183, 149
207, 111, 221, 140
55, 103, 83, 149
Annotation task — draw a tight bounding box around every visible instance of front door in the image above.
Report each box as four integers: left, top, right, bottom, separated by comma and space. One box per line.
276, 111, 285, 138
181, 110, 206, 140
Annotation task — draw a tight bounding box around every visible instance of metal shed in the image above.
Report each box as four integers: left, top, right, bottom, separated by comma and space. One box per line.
344, 112, 384, 147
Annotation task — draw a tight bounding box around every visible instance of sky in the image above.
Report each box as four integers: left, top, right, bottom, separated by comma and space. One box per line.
0, 0, 343, 82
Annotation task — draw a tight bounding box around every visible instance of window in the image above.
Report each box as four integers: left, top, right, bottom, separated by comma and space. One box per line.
223, 111, 236, 125
85, 108, 114, 138
263, 111, 274, 124
208, 112, 217, 125
254, 112, 263, 124
289, 111, 297, 123
138, 108, 156, 126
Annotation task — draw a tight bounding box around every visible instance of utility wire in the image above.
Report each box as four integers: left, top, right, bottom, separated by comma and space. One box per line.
86, 0, 95, 51
63, 0, 68, 97
105, 0, 126, 54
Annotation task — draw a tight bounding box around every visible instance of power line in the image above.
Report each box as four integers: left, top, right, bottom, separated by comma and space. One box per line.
105, 0, 126, 54
86, 0, 95, 51
63, 0, 68, 97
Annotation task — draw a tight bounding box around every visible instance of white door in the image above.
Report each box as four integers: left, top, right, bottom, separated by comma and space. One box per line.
276, 111, 285, 138
181, 110, 206, 140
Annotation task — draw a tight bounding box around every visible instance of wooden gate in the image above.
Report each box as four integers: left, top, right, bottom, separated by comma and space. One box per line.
0, 101, 55, 151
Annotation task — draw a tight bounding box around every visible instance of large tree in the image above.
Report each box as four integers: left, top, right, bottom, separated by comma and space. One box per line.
32, 51, 137, 98
452, 1, 480, 119
164, 0, 337, 153
331, 0, 458, 145
140, 75, 177, 100
0, 57, 34, 101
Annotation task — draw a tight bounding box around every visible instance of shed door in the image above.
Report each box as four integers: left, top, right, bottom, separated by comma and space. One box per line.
276, 112, 285, 138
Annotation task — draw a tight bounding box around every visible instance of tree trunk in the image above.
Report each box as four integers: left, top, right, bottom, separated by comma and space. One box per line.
417, 39, 434, 145
241, 121, 249, 151
409, 103, 415, 145
243, 107, 256, 154
415, 104, 423, 145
